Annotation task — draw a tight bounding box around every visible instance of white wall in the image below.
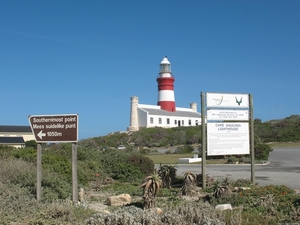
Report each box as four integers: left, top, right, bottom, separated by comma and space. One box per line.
147, 115, 200, 128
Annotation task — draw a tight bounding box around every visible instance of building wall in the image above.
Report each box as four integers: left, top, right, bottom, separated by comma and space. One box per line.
137, 108, 148, 127
146, 115, 200, 128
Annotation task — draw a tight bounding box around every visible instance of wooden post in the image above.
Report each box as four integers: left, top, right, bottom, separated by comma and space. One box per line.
72, 143, 78, 204
201, 92, 206, 189
249, 94, 255, 185
36, 143, 42, 201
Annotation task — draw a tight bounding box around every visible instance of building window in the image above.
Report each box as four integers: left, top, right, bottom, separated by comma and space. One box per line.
196, 120, 198, 126
188, 119, 191, 125
150, 117, 153, 124
182, 120, 184, 125
159, 118, 162, 124
174, 120, 177, 125
167, 118, 170, 124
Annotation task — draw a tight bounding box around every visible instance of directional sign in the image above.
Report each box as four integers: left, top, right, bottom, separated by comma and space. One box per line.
28, 114, 78, 143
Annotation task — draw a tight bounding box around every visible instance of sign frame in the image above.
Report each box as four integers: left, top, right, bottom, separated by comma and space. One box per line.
28, 114, 78, 143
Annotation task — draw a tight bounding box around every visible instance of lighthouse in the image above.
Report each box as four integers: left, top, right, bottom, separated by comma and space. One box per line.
157, 56, 176, 112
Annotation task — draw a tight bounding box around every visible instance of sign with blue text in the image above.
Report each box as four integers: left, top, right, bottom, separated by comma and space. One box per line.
28, 114, 78, 143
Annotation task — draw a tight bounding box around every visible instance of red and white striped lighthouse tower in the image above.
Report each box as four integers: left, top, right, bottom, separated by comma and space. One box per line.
157, 56, 176, 112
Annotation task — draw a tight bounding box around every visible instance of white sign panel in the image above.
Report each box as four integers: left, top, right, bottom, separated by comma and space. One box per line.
206, 93, 249, 108
207, 109, 249, 121
207, 122, 249, 156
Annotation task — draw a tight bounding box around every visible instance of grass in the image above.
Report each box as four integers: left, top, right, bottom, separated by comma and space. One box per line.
146, 153, 226, 164
268, 141, 300, 148
146, 142, 300, 164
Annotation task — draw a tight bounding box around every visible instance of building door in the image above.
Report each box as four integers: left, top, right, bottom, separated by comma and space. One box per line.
178, 120, 181, 127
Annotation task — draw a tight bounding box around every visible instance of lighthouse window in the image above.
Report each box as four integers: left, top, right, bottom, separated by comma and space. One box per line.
150, 117, 153, 124
158, 118, 162, 124
188, 119, 191, 125
167, 118, 170, 124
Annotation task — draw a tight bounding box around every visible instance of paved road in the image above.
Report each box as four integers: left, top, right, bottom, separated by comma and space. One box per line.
160, 148, 300, 190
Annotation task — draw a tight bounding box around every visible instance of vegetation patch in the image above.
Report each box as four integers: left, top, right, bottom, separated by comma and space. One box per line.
1, 116, 300, 224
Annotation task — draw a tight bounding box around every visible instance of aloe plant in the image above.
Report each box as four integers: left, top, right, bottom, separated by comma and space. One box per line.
158, 164, 177, 188
140, 172, 162, 209
181, 171, 197, 196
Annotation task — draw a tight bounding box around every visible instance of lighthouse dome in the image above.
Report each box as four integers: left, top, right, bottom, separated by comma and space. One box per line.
160, 56, 170, 65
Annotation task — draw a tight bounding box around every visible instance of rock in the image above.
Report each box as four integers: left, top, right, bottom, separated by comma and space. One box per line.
233, 187, 251, 192
100, 210, 110, 214
148, 207, 163, 215
79, 187, 84, 202
106, 193, 131, 206
215, 204, 232, 211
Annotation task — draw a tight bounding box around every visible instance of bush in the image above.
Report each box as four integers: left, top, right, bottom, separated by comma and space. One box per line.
174, 144, 194, 154
255, 143, 273, 160
127, 153, 155, 176
227, 156, 238, 164
111, 163, 143, 182
208, 184, 300, 223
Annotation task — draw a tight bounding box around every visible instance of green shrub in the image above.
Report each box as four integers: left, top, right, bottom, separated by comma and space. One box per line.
211, 184, 300, 223
139, 148, 150, 155
41, 170, 72, 200
227, 156, 238, 164
111, 163, 143, 182
174, 144, 194, 154
0, 159, 36, 189
254, 143, 273, 160
232, 178, 253, 187
126, 153, 155, 176
101, 182, 142, 196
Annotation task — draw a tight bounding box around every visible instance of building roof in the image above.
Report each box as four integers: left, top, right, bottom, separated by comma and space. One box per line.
0, 125, 32, 133
139, 106, 201, 118
0, 136, 25, 144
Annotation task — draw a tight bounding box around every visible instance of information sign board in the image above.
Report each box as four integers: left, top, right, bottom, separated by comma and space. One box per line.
207, 122, 249, 156
28, 114, 78, 143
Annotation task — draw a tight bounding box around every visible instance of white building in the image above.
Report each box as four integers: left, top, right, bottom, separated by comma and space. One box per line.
0, 125, 35, 148
128, 56, 201, 131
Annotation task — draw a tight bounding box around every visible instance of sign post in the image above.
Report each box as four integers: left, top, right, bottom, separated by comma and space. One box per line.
28, 114, 79, 203
37, 143, 42, 201
201, 92, 255, 187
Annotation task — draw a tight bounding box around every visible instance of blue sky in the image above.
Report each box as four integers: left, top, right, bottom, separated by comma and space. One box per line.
1, 0, 299, 140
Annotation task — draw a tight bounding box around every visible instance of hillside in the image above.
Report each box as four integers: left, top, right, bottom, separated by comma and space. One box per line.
79, 115, 300, 149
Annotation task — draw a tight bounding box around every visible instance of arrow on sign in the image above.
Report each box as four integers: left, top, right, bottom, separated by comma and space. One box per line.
37, 130, 46, 139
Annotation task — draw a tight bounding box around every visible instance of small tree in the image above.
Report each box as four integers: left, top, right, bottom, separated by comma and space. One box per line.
140, 173, 162, 209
